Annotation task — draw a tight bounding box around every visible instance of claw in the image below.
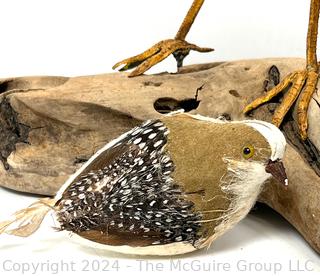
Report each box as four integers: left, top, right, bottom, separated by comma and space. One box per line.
112, 42, 162, 71
243, 68, 318, 140
129, 46, 174, 77
113, 39, 213, 77
243, 72, 296, 114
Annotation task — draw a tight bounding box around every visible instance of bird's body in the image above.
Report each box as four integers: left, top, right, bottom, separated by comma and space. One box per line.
0, 113, 287, 256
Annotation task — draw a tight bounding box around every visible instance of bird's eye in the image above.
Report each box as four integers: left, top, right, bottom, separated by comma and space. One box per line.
242, 145, 255, 159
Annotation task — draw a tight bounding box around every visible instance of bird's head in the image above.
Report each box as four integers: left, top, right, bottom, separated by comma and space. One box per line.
219, 119, 287, 189
242, 120, 287, 186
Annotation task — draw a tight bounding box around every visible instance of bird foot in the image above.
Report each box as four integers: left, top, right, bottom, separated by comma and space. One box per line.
112, 39, 213, 77
243, 68, 319, 140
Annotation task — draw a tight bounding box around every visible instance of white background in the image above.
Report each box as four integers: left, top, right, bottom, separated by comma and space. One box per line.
0, 0, 319, 275
0, 0, 310, 77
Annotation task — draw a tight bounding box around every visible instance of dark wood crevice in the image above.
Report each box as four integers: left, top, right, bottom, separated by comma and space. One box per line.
283, 120, 320, 177
0, 97, 30, 170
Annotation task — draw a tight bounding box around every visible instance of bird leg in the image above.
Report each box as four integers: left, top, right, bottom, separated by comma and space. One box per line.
113, 0, 213, 77
244, 0, 320, 140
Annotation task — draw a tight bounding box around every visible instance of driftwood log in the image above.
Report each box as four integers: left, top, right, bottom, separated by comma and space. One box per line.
0, 58, 319, 253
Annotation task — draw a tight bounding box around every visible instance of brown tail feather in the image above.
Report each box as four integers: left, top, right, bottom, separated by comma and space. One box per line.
0, 198, 57, 237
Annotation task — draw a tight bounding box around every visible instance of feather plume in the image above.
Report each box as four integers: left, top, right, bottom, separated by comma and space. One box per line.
0, 198, 56, 237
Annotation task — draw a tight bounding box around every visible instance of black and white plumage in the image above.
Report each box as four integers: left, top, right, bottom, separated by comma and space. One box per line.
0, 113, 288, 256
56, 119, 202, 247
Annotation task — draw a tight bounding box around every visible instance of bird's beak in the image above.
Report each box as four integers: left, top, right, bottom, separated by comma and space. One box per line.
265, 159, 288, 186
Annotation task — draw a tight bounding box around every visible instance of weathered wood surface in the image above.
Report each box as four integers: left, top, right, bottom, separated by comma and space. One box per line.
0, 58, 319, 252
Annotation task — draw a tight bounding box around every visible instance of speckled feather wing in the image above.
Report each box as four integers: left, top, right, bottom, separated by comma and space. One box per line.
56, 119, 202, 247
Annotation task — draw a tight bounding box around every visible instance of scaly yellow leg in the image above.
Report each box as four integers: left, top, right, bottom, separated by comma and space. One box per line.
113, 0, 213, 77
243, 72, 296, 114
244, 0, 320, 140
273, 72, 308, 127
297, 70, 319, 139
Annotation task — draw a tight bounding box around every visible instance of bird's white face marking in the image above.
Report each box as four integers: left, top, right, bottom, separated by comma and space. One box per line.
243, 120, 286, 161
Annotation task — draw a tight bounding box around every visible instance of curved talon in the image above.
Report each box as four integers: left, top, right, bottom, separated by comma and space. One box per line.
112, 42, 162, 72
113, 39, 213, 77
243, 72, 295, 114
243, 69, 319, 140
